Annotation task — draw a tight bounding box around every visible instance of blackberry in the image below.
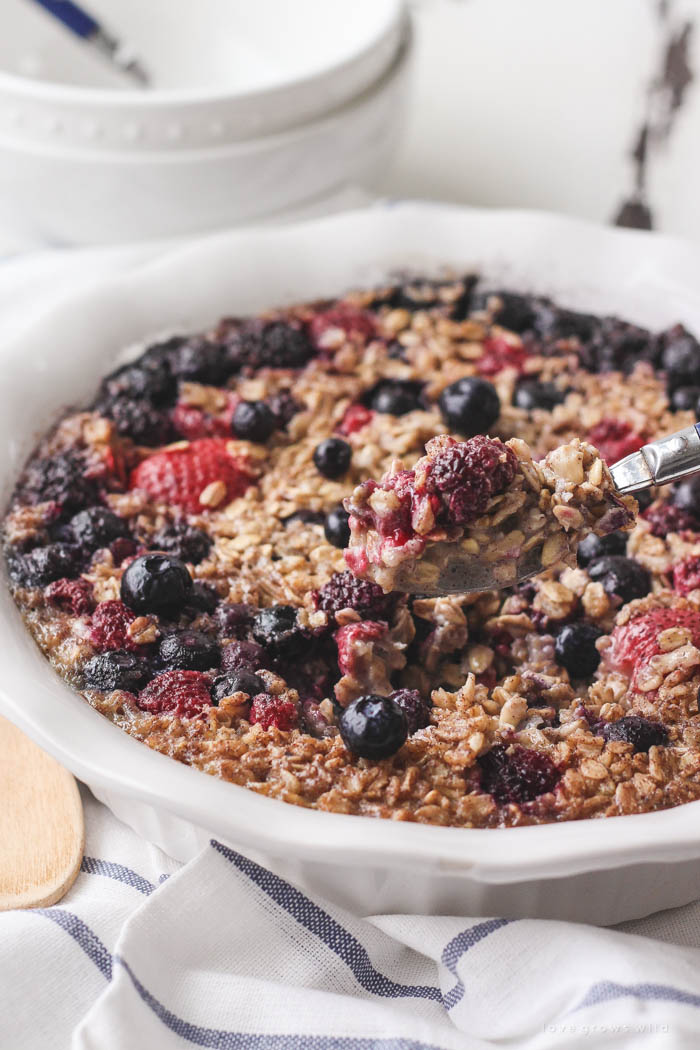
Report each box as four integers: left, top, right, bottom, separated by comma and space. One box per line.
438, 377, 501, 436
158, 630, 220, 671
267, 390, 300, 428
554, 622, 604, 677
587, 555, 651, 604
314, 571, 394, 621
389, 688, 430, 735
99, 357, 176, 407
211, 670, 265, 704
661, 327, 700, 390
670, 385, 700, 412
602, 715, 669, 752
102, 397, 174, 445
478, 290, 539, 333
188, 582, 219, 613
339, 694, 407, 759
151, 520, 212, 564
252, 605, 306, 657
83, 650, 151, 692
581, 318, 657, 374
478, 744, 560, 804
226, 320, 314, 372
169, 337, 229, 385
120, 553, 193, 614
312, 438, 352, 479
576, 530, 627, 568
672, 475, 700, 518
70, 506, 128, 550
20, 543, 81, 586
324, 507, 351, 548
215, 603, 255, 638
20, 451, 97, 513
369, 380, 423, 416
232, 400, 277, 443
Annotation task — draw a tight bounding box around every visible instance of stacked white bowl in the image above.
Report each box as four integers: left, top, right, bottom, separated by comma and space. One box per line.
0, 0, 410, 243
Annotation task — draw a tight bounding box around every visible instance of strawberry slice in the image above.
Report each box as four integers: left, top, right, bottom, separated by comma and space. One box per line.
608, 606, 700, 682
130, 438, 253, 513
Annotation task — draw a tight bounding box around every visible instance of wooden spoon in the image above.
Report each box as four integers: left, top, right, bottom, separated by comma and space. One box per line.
0, 716, 84, 910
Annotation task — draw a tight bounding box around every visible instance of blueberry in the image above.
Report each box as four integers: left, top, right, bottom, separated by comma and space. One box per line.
211, 670, 265, 704
267, 390, 301, 429
232, 400, 277, 443
188, 582, 219, 613
324, 507, 351, 548
339, 694, 407, 759
587, 555, 651, 604
151, 520, 212, 565
662, 330, 700, 390
99, 397, 173, 446
602, 715, 668, 752
438, 377, 501, 436
576, 530, 627, 568
389, 688, 430, 735
670, 385, 700, 412
221, 639, 265, 672
512, 381, 566, 412
312, 438, 352, 479
370, 380, 423, 416
120, 553, 192, 614
672, 475, 700, 518
283, 509, 325, 527
83, 650, 151, 692
555, 622, 604, 678
215, 603, 255, 638
158, 629, 220, 670
21, 543, 80, 585
70, 507, 128, 550
19, 451, 97, 513
252, 605, 305, 657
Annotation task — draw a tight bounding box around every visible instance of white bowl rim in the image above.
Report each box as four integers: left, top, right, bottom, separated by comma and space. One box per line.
5, 202, 700, 884
0, 2, 405, 109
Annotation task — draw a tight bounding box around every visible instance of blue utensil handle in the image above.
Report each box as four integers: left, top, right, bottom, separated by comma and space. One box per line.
31, 0, 98, 40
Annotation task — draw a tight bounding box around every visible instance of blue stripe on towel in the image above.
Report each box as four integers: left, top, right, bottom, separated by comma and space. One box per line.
210, 841, 443, 1003
117, 955, 446, 1050
80, 856, 155, 896
441, 919, 513, 1010
576, 980, 700, 1012
34, 908, 112, 979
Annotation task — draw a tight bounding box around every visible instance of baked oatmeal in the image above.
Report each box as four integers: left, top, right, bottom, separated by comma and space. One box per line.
344, 434, 636, 593
6, 278, 700, 828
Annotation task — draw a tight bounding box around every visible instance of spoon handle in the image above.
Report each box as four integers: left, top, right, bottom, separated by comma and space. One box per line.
610, 423, 700, 494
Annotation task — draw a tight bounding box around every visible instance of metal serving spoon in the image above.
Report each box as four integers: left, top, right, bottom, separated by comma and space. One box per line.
391, 423, 700, 597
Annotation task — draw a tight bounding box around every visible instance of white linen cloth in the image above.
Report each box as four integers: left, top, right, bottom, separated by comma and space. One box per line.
3, 234, 700, 1050
2, 788, 700, 1050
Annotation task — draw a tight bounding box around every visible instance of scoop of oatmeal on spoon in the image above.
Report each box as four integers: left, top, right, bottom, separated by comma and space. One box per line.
343, 434, 638, 596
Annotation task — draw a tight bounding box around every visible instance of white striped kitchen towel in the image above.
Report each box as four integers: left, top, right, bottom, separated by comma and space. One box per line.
2, 787, 700, 1049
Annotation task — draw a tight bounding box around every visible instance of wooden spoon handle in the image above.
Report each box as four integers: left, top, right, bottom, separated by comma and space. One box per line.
0, 716, 84, 911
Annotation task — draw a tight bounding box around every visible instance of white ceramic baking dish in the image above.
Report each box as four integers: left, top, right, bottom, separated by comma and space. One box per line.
4, 203, 700, 926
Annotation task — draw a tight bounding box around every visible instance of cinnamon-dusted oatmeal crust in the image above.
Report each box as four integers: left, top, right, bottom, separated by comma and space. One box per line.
6, 278, 700, 827
344, 434, 636, 593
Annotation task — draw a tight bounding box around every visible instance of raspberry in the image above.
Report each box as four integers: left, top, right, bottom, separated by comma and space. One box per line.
314, 571, 395, 621
137, 670, 212, 718
608, 606, 700, 682
171, 402, 232, 441
338, 403, 374, 435
129, 438, 253, 513
586, 419, 645, 465
643, 502, 698, 538
478, 744, 560, 804
673, 556, 700, 596
478, 335, 529, 376
249, 693, 298, 730
45, 577, 94, 615
426, 436, 518, 526
89, 600, 138, 651
309, 306, 376, 347
335, 621, 387, 675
